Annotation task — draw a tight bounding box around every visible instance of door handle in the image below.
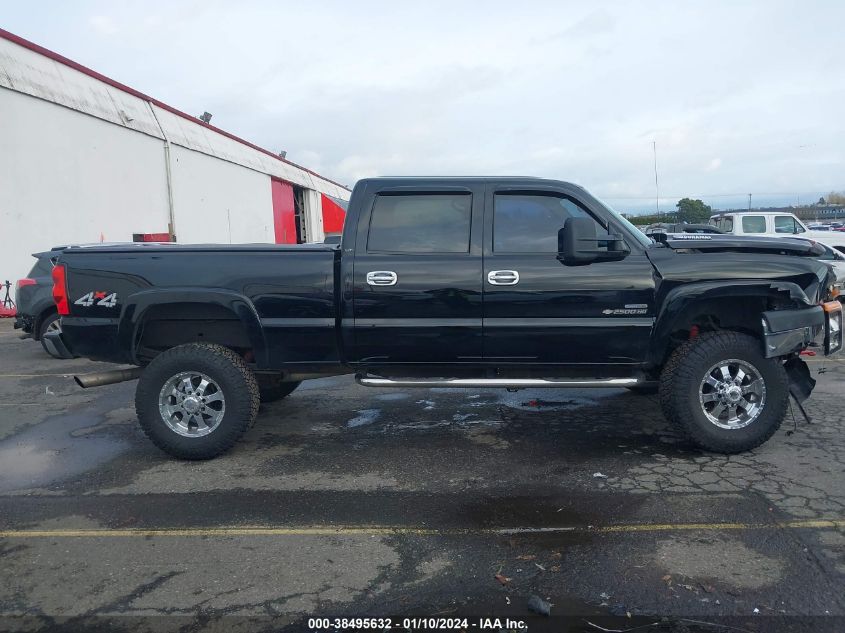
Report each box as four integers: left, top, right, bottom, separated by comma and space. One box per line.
366, 271, 398, 286
487, 270, 520, 285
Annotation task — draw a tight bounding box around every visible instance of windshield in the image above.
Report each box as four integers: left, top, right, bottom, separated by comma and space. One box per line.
592, 195, 653, 248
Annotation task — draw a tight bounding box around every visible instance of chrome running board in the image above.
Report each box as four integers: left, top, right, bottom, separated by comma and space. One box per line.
355, 375, 642, 389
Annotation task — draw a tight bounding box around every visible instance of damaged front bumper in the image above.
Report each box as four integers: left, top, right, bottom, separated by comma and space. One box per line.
761, 302, 843, 359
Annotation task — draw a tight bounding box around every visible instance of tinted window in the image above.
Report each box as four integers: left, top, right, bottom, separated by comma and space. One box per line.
494, 194, 599, 252
367, 194, 471, 253
742, 216, 766, 233
774, 216, 798, 234
724, 217, 733, 232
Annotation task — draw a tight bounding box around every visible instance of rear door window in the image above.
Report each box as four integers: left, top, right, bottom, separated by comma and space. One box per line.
742, 216, 767, 234
367, 194, 472, 253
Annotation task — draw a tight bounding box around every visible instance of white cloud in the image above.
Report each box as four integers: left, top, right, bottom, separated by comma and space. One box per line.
705, 158, 722, 172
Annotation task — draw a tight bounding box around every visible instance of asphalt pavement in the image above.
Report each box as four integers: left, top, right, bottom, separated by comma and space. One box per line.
1, 318, 844, 632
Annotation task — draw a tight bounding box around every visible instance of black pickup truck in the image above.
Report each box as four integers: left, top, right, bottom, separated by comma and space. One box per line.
48, 178, 843, 459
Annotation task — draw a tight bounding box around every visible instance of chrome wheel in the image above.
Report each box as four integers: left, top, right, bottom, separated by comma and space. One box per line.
699, 359, 766, 430
47, 319, 62, 334
158, 371, 225, 437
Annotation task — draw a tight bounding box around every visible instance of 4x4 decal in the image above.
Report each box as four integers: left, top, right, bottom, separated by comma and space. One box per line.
74, 291, 118, 308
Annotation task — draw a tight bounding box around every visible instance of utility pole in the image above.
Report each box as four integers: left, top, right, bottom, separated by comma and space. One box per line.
748, 193, 752, 210
653, 141, 660, 220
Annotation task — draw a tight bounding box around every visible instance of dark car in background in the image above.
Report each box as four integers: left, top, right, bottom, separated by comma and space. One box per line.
15, 242, 176, 357
14, 249, 64, 357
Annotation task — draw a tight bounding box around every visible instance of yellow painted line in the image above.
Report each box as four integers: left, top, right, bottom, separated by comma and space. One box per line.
0, 519, 843, 539
598, 519, 845, 533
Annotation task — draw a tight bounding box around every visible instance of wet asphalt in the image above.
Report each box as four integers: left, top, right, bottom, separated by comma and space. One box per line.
0, 318, 844, 632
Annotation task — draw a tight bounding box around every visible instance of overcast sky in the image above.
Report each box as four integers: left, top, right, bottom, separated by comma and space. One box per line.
3, 1, 844, 212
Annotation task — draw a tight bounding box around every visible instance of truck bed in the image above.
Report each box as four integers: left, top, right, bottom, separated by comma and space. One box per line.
58, 244, 341, 368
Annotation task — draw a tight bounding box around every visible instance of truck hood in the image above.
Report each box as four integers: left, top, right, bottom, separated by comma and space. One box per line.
647, 236, 835, 305
654, 234, 826, 256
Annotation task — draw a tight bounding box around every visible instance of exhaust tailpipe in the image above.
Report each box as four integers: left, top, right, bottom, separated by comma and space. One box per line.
74, 367, 143, 389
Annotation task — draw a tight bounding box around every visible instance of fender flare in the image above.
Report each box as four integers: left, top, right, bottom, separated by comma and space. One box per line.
649, 280, 811, 365
118, 288, 268, 367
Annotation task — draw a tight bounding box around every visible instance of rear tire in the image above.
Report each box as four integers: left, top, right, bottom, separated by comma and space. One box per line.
38, 312, 63, 358
255, 375, 301, 403
659, 331, 788, 454
135, 343, 260, 460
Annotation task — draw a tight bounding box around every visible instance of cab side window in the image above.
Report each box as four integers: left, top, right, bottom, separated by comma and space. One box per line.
367, 194, 472, 253
742, 216, 767, 234
493, 194, 605, 253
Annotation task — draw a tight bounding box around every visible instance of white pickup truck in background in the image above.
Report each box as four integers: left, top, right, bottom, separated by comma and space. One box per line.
710, 211, 845, 253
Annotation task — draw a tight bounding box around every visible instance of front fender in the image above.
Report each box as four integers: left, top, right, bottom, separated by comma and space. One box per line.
119, 288, 268, 367
649, 280, 812, 365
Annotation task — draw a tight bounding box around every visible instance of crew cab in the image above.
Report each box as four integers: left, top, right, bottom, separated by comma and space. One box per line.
48, 178, 843, 459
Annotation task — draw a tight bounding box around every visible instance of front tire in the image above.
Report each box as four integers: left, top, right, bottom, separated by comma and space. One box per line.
135, 343, 260, 460
659, 332, 788, 454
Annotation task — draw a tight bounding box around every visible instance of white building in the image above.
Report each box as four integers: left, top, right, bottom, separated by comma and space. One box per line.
0, 28, 350, 298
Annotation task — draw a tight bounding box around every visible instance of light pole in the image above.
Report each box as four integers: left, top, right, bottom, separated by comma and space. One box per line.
653, 141, 660, 220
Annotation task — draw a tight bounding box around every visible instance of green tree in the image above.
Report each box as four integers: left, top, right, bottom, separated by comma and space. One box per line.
675, 198, 712, 223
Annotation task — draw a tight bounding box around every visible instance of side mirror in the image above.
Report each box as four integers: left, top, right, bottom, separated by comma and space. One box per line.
558, 217, 628, 265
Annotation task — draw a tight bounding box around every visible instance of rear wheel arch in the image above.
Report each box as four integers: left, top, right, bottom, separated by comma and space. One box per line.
125, 291, 267, 366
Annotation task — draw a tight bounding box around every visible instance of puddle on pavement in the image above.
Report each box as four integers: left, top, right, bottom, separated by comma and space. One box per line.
375, 392, 410, 401
415, 387, 618, 412
0, 387, 131, 492
490, 389, 615, 412
346, 409, 381, 428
